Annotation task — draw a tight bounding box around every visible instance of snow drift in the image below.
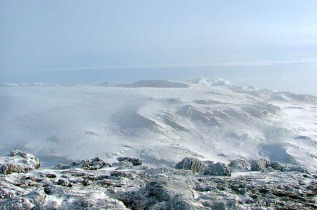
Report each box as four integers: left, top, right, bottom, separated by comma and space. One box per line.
0, 79, 316, 171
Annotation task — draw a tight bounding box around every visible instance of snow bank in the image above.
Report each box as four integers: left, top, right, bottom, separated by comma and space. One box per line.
1, 80, 316, 171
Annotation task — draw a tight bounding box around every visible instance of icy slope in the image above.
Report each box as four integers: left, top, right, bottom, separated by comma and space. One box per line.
1, 80, 316, 170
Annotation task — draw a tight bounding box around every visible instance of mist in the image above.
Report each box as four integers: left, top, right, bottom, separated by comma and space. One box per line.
1, 0, 317, 95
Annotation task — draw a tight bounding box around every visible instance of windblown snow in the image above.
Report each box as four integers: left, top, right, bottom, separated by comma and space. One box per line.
1, 78, 316, 171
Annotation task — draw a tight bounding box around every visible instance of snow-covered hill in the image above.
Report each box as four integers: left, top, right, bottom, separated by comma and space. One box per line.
1, 79, 316, 171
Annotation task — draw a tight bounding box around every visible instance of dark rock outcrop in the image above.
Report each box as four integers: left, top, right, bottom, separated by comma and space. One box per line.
112, 160, 134, 169
175, 157, 205, 173
117, 157, 142, 166
203, 161, 231, 176
54, 157, 111, 170
250, 158, 271, 171
270, 161, 285, 171
228, 159, 250, 171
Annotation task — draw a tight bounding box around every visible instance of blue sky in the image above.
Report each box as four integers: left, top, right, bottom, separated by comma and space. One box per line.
1, 0, 317, 93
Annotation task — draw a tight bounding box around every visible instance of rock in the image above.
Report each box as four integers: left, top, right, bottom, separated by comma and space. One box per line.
0, 188, 47, 209
0, 165, 9, 174
110, 171, 136, 179
175, 157, 205, 173
250, 159, 271, 171
53, 163, 71, 169
0, 153, 315, 209
268, 161, 309, 173
286, 165, 309, 174
54, 157, 111, 170
46, 174, 57, 178
149, 201, 168, 210
69, 196, 128, 209
117, 157, 142, 166
270, 161, 285, 171
145, 178, 199, 209
0, 150, 40, 175
71, 157, 110, 170
228, 159, 250, 171
203, 162, 231, 176
266, 166, 274, 172
210, 201, 226, 210
56, 179, 69, 187
44, 186, 54, 195
112, 160, 134, 169
82, 179, 91, 186
168, 195, 196, 210
0, 197, 35, 209
250, 160, 308, 173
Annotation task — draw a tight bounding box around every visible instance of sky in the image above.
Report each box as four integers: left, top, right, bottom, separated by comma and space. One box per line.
0, 0, 317, 93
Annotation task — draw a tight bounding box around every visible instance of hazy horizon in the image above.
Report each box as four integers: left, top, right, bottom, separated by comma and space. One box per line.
1, 0, 317, 94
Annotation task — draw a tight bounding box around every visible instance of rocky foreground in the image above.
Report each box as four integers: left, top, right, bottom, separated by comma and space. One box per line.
0, 151, 316, 209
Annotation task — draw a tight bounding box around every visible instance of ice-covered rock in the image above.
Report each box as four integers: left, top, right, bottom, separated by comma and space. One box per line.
286, 165, 309, 174
203, 161, 231, 176
229, 159, 310, 174
0, 150, 40, 175
250, 159, 271, 171
0, 153, 316, 209
56, 179, 70, 187
112, 160, 134, 169
270, 161, 285, 171
114, 169, 205, 209
175, 157, 205, 173
228, 159, 250, 171
117, 157, 142, 166
54, 157, 111, 170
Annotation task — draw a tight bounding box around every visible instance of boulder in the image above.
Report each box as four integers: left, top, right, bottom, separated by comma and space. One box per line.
270, 161, 285, 171
168, 195, 196, 210
54, 157, 111, 170
112, 160, 134, 169
0, 150, 40, 175
228, 159, 250, 171
145, 178, 199, 209
56, 179, 70, 187
249, 160, 309, 173
203, 162, 231, 176
117, 157, 142, 166
250, 159, 271, 171
286, 165, 309, 174
175, 157, 205, 173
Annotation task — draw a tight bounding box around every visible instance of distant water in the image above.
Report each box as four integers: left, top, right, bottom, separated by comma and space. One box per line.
1, 63, 316, 95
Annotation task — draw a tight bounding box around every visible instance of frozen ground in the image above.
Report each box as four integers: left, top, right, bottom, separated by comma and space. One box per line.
1, 79, 316, 171
0, 151, 316, 209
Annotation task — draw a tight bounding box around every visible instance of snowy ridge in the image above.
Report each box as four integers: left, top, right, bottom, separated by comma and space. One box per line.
1, 79, 316, 171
